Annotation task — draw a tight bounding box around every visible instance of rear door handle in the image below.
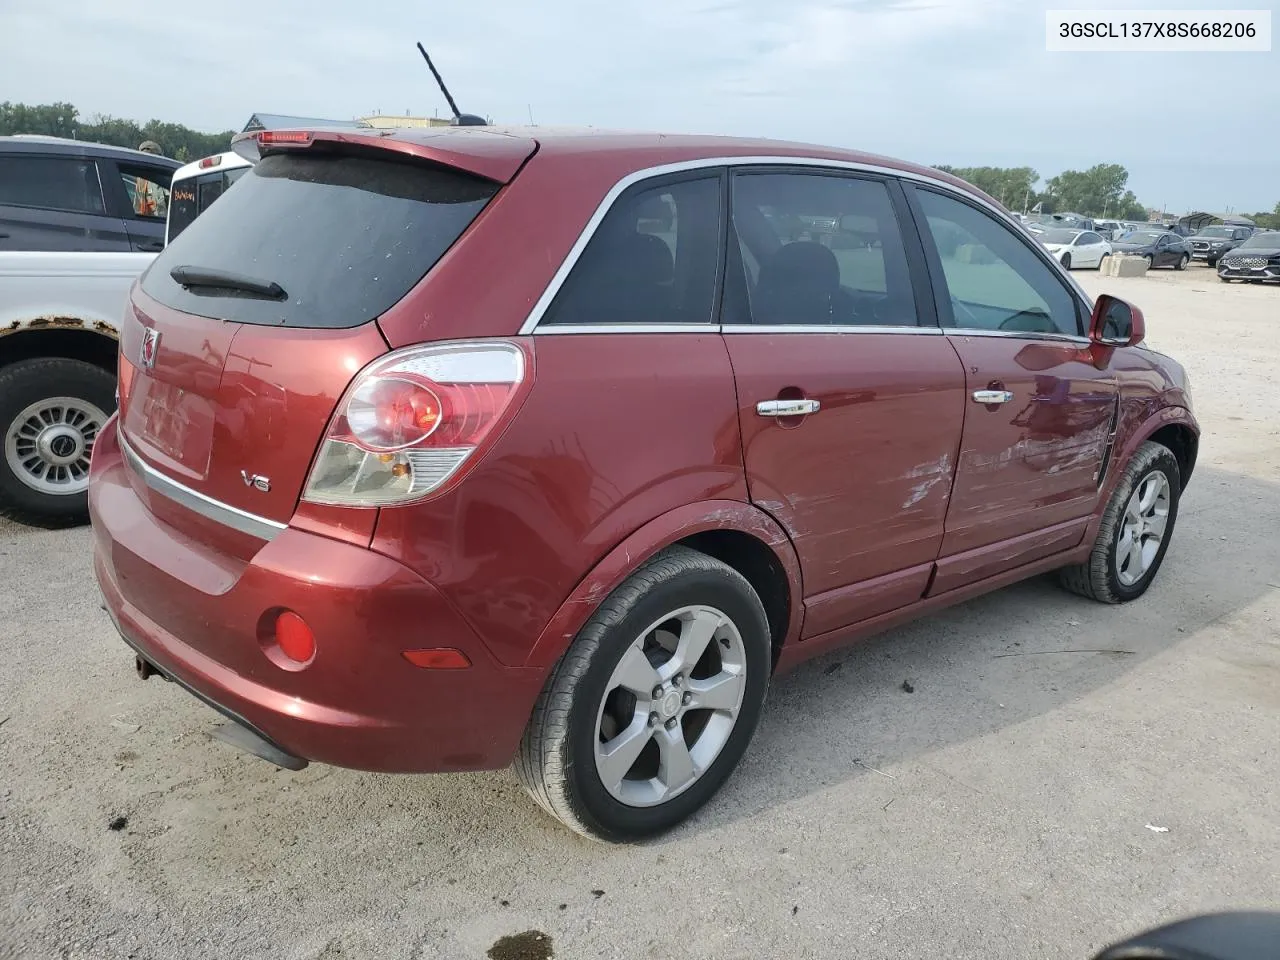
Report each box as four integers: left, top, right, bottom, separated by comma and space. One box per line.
756, 398, 821, 417
972, 390, 1014, 404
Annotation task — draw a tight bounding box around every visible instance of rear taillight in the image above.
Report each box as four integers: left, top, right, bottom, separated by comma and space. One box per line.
302, 341, 529, 507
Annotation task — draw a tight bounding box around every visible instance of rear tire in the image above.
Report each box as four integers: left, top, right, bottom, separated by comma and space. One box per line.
1097, 253, 1110, 271
1175, 253, 1189, 271
1058, 442, 1180, 604
0, 358, 115, 528
516, 546, 771, 842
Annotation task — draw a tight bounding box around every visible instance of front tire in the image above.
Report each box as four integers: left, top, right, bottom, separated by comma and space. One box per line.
1061, 253, 1072, 270
1175, 253, 1189, 271
516, 546, 771, 842
1059, 442, 1180, 603
1097, 253, 1110, 271
0, 358, 115, 528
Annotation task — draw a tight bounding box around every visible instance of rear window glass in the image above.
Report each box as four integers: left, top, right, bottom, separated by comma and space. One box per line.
142, 151, 498, 328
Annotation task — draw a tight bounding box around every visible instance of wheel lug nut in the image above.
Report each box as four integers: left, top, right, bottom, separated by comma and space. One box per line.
672, 674, 682, 687
664, 717, 678, 730
682, 691, 692, 705
652, 685, 663, 699
648, 712, 659, 727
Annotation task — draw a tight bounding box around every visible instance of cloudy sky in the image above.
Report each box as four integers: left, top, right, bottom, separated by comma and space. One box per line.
1, 0, 1275, 212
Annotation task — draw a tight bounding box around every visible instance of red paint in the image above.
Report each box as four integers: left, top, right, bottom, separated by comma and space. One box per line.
929, 517, 1088, 595
939, 335, 1117, 583
402, 648, 472, 669
525, 499, 804, 669
90, 128, 1197, 778
777, 539, 1094, 673
92, 418, 545, 772
802, 563, 934, 638
727, 333, 966, 592
371, 333, 746, 666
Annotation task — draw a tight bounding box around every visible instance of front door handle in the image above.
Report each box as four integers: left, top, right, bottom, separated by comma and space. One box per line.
972, 389, 1014, 404
756, 398, 821, 417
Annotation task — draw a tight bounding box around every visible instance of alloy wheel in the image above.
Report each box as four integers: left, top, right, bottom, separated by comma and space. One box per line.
594, 605, 746, 807
1116, 472, 1171, 586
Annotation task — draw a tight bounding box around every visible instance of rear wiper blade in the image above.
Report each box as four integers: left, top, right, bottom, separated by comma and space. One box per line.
169, 265, 287, 301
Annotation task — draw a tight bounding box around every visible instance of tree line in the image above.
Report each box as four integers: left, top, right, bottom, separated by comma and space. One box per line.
0, 101, 235, 164
934, 162, 1280, 230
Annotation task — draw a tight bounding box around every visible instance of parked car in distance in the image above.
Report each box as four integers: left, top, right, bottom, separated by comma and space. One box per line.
1038, 228, 1113, 269
1110, 230, 1192, 269
1189, 225, 1253, 266
90, 126, 1199, 841
1095, 220, 1123, 240
166, 151, 253, 244
1217, 231, 1280, 283
0, 251, 153, 525
0, 136, 180, 253
1114, 221, 1151, 239
0, 133, 177, 526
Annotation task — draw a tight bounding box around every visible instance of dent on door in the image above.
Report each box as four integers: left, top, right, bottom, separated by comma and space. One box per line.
725, 332, 966, 636
933, 336, 1118, 592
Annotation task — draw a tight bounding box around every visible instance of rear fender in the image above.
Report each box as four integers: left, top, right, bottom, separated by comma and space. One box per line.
524, 500, 803, 668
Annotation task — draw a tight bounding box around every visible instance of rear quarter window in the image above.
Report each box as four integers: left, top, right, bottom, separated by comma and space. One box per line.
143, 151, 498, 328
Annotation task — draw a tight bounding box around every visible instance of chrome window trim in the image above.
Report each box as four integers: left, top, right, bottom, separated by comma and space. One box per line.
721, 324, 943, 335
119, 431, 287, 542
519, 155, 1094, 336
532, 323, 715, 335
943, 328, 1090, 345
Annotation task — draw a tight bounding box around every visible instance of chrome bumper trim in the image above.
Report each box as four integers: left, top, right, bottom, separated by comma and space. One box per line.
118, 431, 287, 542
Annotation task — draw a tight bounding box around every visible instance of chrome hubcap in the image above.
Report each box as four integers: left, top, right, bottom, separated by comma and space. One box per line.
1116, 472, 1171, 586
4, 397, 107, 496
594, 605, 746, 808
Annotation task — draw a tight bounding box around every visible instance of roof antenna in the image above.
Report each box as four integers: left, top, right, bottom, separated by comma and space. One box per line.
416, 42, 487, 127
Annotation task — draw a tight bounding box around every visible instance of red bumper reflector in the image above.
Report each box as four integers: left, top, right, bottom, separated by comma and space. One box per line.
402, 648, 471, 669
275, 611, 316, 663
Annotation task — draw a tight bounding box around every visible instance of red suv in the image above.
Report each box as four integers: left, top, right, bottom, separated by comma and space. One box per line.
90, 127, 1198, 841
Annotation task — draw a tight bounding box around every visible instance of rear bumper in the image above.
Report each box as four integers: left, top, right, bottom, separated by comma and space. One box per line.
90, 416, 547, 773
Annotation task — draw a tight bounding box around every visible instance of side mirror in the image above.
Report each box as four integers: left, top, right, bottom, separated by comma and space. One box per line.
1090, 294, 1144, 347
1093, 912, 1280, 960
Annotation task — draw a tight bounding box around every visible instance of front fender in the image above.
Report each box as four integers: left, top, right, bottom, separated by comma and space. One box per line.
524, 499, 803, 668
1113, 404, 1198, 484
1085, 403, 1199, 544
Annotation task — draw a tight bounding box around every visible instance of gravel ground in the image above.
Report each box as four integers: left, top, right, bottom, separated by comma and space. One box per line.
1, 263, 1278, 960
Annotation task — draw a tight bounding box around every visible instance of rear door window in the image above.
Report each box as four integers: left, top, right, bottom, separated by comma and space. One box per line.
142, 151, 499, 328
729, 171, 919, 327
541, 174, 722, 326
0, 155, 106, 214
